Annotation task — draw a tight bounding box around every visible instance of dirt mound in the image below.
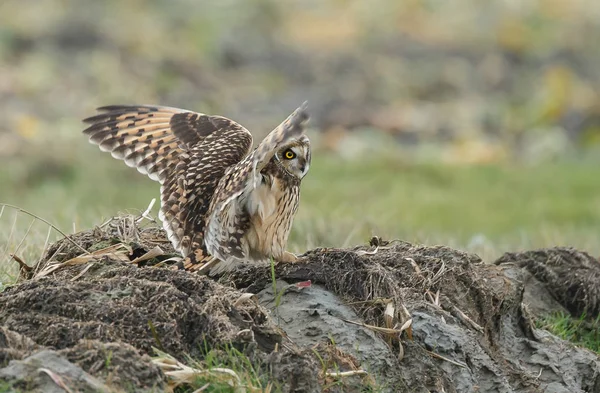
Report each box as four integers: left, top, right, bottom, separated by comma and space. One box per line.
232, 240, 600, 392
495, 247, 600, 318
2, 221, 600, 392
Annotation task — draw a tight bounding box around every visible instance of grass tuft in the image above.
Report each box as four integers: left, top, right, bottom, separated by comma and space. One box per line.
536, 312, 600, 354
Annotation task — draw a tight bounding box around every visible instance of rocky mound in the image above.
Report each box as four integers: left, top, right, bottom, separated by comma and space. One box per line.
1, 217, 599, 392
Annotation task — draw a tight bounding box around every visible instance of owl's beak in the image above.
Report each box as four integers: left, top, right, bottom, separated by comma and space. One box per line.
299, 163, 309, 178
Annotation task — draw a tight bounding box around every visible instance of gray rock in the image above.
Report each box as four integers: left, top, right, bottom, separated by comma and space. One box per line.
0, 350, 110, 393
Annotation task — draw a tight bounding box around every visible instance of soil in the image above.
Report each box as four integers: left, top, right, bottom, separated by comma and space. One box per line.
1, 218, 600, 392
495, 247, 600, 318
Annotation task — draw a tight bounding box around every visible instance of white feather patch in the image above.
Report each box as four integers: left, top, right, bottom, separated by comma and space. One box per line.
247, 181, 276, 220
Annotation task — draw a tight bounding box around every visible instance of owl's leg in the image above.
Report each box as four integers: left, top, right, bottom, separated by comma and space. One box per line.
277, 251, 298, 264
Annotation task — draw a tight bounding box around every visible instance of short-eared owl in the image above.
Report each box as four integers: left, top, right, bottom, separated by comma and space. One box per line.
83, 103, 310, 274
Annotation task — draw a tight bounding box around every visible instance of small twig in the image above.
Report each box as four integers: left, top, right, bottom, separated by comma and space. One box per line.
426, 290, 436, 305
10, 254, 32, 272
354, 245, 379, 256
452, 305, 484, 333
425, 350, 468, 369
405, 257, 422, 276
431, 260, 447, 283
136, 198, 156, 224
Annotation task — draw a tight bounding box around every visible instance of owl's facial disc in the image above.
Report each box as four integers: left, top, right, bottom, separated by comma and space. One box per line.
278, 138, 310, 179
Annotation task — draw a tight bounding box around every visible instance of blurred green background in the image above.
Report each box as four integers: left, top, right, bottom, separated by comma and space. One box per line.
2, 0, 600, 282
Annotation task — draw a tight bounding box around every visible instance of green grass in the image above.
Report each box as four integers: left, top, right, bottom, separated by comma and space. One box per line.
536, 312, 600, 354
181, 345, 271, 392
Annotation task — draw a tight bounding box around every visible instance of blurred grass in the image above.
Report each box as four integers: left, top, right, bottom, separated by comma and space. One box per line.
3, 145, 600, 285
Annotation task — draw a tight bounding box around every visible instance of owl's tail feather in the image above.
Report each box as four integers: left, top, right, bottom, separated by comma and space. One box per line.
172, 246, 217, 274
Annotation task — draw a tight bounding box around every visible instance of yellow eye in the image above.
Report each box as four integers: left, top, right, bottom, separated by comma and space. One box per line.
284, 150, 296, 159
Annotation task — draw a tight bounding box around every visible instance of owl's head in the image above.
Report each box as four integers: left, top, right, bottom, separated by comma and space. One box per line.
275, 135, 311, 179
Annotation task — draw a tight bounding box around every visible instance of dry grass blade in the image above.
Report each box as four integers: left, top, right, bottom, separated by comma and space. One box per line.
405, 257, 422, 275
152, 350, 263, 393
426, 350, 468, 369
234, 293, 258, 307
136, 198, 156, 223
153, 256, 182, 267
263, 382, 272, 393
35, 243, 131, 278
399, 318, 412, 332
341, 318, 405, 335
384, 301, 395, 329
38, 368, 74, 393
66, 243, 131, 264
398, 303, 413, 339
452, 305, 484, 333
130, 246, 164, 264
431, 260, 447, 283
235, 329, 255, 344
397, 341, 405, 361
354, 245, 379, 256
325, 370, 368, 377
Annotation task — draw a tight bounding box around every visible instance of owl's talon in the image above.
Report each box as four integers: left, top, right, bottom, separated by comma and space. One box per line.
277, 251, 298, 264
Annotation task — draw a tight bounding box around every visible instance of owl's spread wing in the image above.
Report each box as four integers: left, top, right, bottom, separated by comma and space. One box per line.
83, 105, 253, 255
204, 103, 309, 265
83, 105, 244, 183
